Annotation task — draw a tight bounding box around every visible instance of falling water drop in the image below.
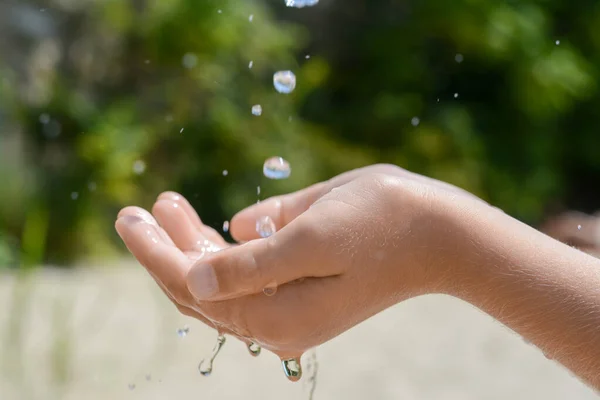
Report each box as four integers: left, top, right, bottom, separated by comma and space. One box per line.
249, 14, 254, 22
285, 0, 319, 8
248, 61, 254, 69
252, 105, 263, 116
256, 216, 277, 238
177, 326, 190, 338
222, 170, 229, 176
39, 113, 50, 124
71, 192, 79, 200
455, 53, 464, 63
223, 221, 230, 233
282, 358, 303, 382
198, 335, 227, 377
273, 71, 297, 94
248, 342, 262, 357
578, 225, 582, 230
304, 349, 319, 400
257, 186, 261, 196
411, 117, 420, 127
454, 93, 459, 99
263, 157, 291, 180
555, 40, 560, 45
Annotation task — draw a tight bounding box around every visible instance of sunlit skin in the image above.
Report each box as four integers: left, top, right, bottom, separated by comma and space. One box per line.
115, 164, 600, 388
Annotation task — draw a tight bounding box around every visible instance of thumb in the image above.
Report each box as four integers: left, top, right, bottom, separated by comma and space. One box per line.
186, 215, 341, 301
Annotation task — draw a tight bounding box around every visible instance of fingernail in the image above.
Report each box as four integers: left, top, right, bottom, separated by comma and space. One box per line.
116, 215, 144, 227
187, 263, 219, 300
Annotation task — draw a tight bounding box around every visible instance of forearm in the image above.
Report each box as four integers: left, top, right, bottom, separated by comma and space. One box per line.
451, 206, 600, 388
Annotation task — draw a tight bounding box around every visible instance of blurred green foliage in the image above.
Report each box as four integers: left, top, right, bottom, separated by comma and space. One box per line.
0, 0, 599, 266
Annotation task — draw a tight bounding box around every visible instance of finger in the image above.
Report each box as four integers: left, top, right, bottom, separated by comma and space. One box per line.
230, 182, 327, 242
187, 214, 343, 301
115, 215, 194, 305
117, 206, 176, 246
152, 199, 224, 256
158, 192, 226, 245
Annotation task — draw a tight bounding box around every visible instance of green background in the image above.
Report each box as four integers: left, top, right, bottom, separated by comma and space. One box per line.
1, 0, 599, 267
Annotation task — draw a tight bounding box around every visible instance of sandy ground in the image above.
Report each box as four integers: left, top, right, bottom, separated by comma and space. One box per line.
0, 265, 597, 400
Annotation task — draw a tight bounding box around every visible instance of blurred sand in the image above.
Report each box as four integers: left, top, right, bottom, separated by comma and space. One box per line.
0, 265, 597, 400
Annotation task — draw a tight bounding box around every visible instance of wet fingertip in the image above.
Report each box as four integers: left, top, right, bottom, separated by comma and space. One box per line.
115, 215, 144, 236
158, 191, 182, 202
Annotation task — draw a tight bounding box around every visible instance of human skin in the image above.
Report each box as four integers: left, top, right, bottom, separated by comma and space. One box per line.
115, 164, 600, 388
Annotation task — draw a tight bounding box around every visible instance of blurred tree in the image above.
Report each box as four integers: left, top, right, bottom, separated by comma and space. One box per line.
0, 0, 599, 266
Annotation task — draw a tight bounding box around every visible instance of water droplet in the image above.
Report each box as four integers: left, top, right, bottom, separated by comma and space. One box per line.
248, 342, 262, 357
177, 326, 190, 338
578, 225, 582, 230
256, 216, 277, 238
249, 14, 254, 22
257, 186, 261, 195
285, 0, 319, 8
145, 374, 152, 381
455, 53, 464, 63
88, 182, 97, 192
252, 105, 263, 116
263, 287, 277, 296
39, 113, 50, 124
217, 9, 222, 14
223, 221, 230, 233
263, 156, 291, 180
180, 128, 184, 133
128, 383, 136, 391
198, 335, 226, 377
555, 40, 560, 45
454, 93, 459, 99
411, 117, 420, 126
182, 53, 198, 69
248, 60, 254, 69
282, 358, 302, 382
273, 71, 296, 94
305, 54, 311, 59
222, 170, 228, 176
71, 192, 79, 200
133, 160, 146, 175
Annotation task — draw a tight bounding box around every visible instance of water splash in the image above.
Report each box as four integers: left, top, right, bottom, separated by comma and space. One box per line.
198, 334, 227, 377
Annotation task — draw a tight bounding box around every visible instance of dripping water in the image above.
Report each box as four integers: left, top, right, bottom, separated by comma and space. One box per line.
198, 334, 227, 377
247, 342, 262, 357
304, 348, 319, 400
282, 358, 302, 382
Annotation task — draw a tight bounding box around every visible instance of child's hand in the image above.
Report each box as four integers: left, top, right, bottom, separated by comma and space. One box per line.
115, 165, 486, 359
